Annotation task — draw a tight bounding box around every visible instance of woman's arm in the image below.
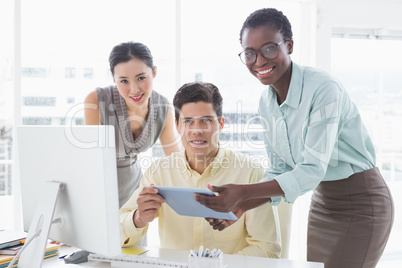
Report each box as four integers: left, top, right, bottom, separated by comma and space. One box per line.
195, 180, 283, 213
84, 91, 101, 125
159, 107, 180, 155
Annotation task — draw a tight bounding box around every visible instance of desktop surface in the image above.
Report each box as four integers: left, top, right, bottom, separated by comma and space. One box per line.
42, 245, 324, 268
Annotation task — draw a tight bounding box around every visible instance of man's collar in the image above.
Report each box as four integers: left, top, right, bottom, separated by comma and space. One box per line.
183, 148, 225, 175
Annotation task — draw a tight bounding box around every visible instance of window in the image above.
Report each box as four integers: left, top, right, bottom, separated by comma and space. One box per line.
23, 96, 56, 106
65, 67, 76, 79
66, 97, 75, 104
0, 0, 14, 200
21, 67, 47, 78
20, 0, 176, 132
22, 117, 53, 125
331, 37, 402, 267
0, 140, 12, 195
83, 68, 94, 79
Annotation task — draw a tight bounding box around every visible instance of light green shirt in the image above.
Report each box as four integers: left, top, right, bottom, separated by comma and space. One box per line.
259, 62, 375, 205
120, 148, 281, 258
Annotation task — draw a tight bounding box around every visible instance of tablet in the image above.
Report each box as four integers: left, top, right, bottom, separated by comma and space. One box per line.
152, 186, 238, 221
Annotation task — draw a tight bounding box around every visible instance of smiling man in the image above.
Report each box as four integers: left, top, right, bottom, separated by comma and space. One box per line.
119, 81, 281, 258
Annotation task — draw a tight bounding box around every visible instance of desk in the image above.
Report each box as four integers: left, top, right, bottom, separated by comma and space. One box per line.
42, 245, 324, 268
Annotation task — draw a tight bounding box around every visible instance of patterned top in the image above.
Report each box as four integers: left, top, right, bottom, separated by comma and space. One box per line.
96, 85, 169, 207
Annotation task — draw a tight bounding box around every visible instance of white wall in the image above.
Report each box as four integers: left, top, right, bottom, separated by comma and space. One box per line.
330, 0, 402, 29
303, 0, 402, 71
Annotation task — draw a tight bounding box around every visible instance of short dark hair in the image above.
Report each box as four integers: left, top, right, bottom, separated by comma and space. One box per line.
239, 8, 293, 43
173, 82, 223, 122
108, 41, 154, 75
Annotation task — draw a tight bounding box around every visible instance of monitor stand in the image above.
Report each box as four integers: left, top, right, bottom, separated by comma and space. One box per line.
18, 181, 64, 268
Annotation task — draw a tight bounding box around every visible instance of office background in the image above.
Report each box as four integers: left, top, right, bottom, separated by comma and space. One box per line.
1, 0, 401, 266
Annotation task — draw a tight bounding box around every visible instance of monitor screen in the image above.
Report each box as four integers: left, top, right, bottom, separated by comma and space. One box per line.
17, 125, 121, 257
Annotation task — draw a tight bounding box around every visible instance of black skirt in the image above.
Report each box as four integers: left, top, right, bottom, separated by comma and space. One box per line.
307, 167, 394, 268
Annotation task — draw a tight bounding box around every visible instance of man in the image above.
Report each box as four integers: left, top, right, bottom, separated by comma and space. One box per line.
119, 81, 281, 258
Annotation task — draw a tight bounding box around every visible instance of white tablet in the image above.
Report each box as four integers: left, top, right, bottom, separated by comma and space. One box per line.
152, 186, 238, 221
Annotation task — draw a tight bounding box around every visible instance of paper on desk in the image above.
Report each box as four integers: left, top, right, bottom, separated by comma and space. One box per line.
121, 247, 149, 255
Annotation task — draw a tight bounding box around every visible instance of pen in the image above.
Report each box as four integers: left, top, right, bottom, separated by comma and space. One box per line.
190, 250, 197, 257
212, 249, 221, 258
209, 249, 216, 258
203, 249, 209, 257
59, 254, 67, 259
198, 246, 203, 257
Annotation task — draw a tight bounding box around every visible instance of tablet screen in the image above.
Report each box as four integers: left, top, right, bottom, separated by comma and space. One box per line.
152, 186, 237, 221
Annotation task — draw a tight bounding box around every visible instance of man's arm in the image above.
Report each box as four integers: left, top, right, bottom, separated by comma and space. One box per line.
237, 201, 281, 258
206, 197, 272, 231
237, 166, 281, 258
133, 187, 165, 228
120, 181, 164, 247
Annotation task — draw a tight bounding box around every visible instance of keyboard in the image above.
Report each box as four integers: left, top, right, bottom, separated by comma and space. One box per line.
88, 253, 189, 267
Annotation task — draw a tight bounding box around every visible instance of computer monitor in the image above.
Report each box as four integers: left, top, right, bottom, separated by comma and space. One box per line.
17, 125, 121, 267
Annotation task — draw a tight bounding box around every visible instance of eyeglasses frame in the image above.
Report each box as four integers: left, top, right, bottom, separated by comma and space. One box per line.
238, 39, 289, 65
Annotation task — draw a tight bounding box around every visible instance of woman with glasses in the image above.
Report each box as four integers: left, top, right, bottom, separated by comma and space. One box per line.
196, 8, 394, 268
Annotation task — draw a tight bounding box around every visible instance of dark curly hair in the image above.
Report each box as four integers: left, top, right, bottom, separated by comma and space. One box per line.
173, 82, 223, 122
239, 8, 293, 43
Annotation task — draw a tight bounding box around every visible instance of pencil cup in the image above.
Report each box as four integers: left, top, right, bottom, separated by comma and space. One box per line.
188, 253, 224, 268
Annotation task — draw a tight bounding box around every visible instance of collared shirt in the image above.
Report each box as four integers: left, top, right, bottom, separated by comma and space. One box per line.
120, 148, 281, 258
259, 62, 376, 205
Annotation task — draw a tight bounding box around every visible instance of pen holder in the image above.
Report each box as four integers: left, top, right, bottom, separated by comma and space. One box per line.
188, 253, 224, 268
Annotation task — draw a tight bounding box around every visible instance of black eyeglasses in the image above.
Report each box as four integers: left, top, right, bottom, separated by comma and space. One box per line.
238, 40, 288, 65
